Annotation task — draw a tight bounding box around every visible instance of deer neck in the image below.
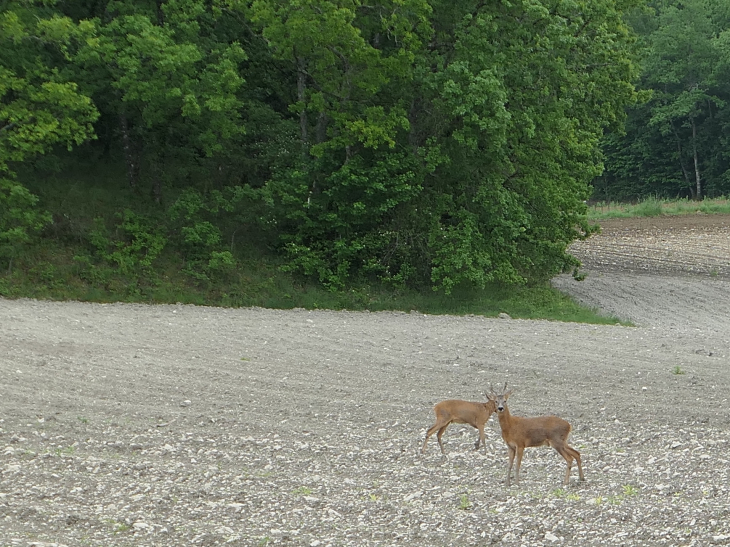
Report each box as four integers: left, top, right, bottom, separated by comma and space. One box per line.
497, 405, 512, 426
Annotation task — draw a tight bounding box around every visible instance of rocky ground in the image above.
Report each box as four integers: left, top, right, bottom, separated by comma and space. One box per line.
2, 214, 730, 546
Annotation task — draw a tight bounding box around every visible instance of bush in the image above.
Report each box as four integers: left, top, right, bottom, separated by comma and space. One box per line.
87, 210, 167, 276
0, 179, 51, 273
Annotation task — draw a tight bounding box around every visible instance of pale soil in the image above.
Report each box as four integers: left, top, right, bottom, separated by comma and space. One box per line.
2, 214, 730, 546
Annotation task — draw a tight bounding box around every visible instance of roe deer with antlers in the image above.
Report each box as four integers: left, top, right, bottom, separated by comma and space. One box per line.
488, 384, 584, 486
422, 396, 497, 455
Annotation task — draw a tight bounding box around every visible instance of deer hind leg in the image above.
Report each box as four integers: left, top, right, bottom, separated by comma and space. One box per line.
554, 443, 581, 485
422, 424, 439, 453
436, 425, 450, 455
566, 445, 584, 481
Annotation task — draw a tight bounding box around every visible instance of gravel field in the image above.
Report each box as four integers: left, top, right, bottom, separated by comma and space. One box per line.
2, 214, 730, 546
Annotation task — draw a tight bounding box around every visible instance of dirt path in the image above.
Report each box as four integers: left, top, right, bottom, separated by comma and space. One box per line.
1, 214, 730, 546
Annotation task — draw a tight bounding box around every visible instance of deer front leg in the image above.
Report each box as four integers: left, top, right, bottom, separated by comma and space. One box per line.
475, 426, 486, 452
515, 446, 525, 485
506, 446, 516, 486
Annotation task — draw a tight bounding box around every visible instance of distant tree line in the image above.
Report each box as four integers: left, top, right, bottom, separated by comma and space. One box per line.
598, 0, 730, 202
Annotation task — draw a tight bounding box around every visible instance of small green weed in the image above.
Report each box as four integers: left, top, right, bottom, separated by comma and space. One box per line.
54, 445, 76, 456
458, 493, 472, 510
607, 495, 622, 505
672, 365, 686, 375
292, 486, 312, 496
552, 488, 580, 501
607, 484, 639, 505
105, 519, 130, 534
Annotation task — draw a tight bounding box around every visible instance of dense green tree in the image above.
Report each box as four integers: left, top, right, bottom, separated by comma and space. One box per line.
5, 0, 642, 292
644, 0, 724, 199
1, 1, 98, 172
245, 0, 641, 291
73, 0, 249, 201
414, 0, 640, 290
246, 0, 433, 288
1, 0, 98, 270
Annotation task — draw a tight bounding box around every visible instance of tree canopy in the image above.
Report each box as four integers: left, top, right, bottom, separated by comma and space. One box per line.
2, 0, 643, 291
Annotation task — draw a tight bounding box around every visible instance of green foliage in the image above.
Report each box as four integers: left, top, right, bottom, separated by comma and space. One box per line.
167, 186, 266, 282
73, 0, 249, 195
407, 0, 634, 290
0, 1, 98, 172
0, 171, 626, 324
633, 197, 664, 217
249, 0, 427, 154
458, 493, 471, 510
266, 152, 424, 289
587, 196, 730, 220
250, 0, 639, 292
88, 210, 166, 276
0, 0, 96, 275
207, 250, 235, 274
0, 178, 51, 272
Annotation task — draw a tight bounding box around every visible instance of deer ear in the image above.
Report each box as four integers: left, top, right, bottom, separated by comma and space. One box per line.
504, 390, 513, 399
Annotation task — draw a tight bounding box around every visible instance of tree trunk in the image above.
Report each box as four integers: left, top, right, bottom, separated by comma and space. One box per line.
670, 121, 692, 195
155, 0, 164, 25
296, 55, 309, 160
151, 172, 162, 204
297, 55, 318, 206
119, 114, 138, 190
691, 117, 702, 200
316, 111, 327, 145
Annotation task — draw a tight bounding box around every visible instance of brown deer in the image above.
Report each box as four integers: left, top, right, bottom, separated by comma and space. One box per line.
488, 384, 584, 486
422, 396, 497, 455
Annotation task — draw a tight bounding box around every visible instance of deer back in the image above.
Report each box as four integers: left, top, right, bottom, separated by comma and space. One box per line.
505, 414, 571, 447
435, 400, 495, 426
